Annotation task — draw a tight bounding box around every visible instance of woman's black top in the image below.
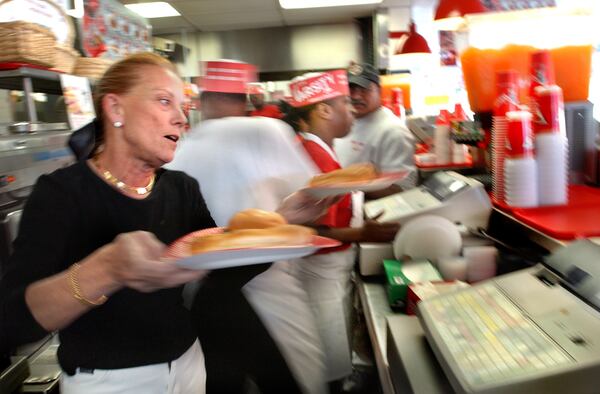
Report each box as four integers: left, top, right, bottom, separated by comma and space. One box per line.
0, 161, 215, 374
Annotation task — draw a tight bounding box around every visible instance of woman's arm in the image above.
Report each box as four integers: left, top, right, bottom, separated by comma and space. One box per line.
25, 231, 206, 332
25, 245, 121, 332
2, 175, 206, 348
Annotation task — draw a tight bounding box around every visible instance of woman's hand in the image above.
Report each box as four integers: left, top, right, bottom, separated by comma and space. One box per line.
277, 191, 341, 224
100, 231, 207, 293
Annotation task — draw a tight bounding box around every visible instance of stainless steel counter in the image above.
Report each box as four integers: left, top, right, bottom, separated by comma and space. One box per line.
356, 275, 396, 394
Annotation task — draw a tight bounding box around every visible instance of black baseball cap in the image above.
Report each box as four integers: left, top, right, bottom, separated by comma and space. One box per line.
347, 63, 380, 88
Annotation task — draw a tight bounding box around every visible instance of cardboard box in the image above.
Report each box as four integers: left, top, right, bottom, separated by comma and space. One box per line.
383, 259, 442, 309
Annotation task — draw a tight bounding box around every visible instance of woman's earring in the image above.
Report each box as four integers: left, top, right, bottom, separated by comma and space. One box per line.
113, 121, 123, 128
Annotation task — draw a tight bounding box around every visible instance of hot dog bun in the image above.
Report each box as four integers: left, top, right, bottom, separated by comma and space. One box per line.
309, 163, 378, 187
228, 209, 287, 231
191, 225, 316, 254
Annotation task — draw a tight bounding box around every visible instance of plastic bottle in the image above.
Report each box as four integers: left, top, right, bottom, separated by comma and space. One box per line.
453, 103, 468, 121
451, 104, 469, 163
391, 88, 405, 119
434, 109, 452, 164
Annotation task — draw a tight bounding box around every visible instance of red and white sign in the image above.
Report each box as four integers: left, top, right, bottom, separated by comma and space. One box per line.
197, 60, 257, 94
60, 74, 95, 130
288, 70, 349, 107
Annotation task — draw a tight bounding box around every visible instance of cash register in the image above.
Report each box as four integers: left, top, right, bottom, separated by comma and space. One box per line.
391, 239, 600, 394
358, 171, 492, 276
364, 171, 491, 230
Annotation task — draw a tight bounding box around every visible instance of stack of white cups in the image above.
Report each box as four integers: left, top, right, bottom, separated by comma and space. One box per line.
451, 141, 468, 163
536, 133, 568, 205
491, 115, 508, 201
504, 111, 538, 208
492, 70, 519, 203
533, 85, 569, 206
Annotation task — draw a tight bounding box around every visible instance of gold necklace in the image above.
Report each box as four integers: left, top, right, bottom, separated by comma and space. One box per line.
94, 157, 155, 196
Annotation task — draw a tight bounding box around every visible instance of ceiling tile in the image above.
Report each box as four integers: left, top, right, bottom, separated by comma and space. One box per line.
148, 16, 195, 34
199, 20, 285, 31
281, 5, 375, 24
185, 10, 282, 29
169, 0, 277, 15
122, 0, 386, 33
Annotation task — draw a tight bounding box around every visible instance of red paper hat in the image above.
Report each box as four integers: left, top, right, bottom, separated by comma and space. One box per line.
198, 60, 257, 94
247, 84, 265, 95
288, 70, 349, 107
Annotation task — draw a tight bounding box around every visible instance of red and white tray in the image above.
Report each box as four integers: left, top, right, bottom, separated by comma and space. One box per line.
163, 227, 341, 270
302, 171, 409, 198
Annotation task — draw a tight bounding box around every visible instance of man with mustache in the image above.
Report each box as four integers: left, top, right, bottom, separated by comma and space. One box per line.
334, 63, 416, 199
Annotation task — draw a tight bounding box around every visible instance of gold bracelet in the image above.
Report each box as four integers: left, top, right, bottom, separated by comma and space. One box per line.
69, 263, 108, 307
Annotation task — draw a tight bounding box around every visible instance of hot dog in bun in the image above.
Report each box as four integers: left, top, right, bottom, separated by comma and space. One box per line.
227, 209, 287, 230
308, 163, 378, 187
191, 225, 316, 254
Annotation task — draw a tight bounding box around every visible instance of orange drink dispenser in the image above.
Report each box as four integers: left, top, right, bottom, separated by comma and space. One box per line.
460, 44, 593, 113
460, 47, 499, 113
550, 45, 594, 102
496, 44, 536, 105
380, 74, 412, 112
461, 45, 535, 112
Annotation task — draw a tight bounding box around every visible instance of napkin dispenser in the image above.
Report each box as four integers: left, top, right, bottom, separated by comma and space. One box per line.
358, 243, 395, 276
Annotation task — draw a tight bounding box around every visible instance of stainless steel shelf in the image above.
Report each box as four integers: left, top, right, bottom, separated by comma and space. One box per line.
0, 67, 63, 95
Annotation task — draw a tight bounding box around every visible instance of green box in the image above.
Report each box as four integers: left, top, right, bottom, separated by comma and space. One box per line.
383, 259, 442, 308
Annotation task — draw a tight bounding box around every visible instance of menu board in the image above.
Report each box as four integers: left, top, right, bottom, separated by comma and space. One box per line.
481, 0, 556, 10
60, 74, 96, 129
82, 0, 151, 59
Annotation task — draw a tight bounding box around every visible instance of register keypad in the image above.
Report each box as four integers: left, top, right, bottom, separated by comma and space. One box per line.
428, 284, 573, 388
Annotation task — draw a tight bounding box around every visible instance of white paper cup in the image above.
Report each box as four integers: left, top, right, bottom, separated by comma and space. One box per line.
438, 256, 468, 281
464, 246, 498, 283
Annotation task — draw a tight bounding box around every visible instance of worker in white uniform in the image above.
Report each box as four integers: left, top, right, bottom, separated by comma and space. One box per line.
287, 71, 400, 390
334, 62, 417, 199
167, 60, 328, 394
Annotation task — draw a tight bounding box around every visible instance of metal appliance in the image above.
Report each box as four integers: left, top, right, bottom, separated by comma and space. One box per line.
564, 101, 596, 184
0, 67, 74, 274
0, 66, 75, 393
0, 127, 74, 273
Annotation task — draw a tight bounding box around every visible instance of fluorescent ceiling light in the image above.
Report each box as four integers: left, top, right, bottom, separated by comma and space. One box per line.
125, 2, 180, 18
279, 0, 382, 9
